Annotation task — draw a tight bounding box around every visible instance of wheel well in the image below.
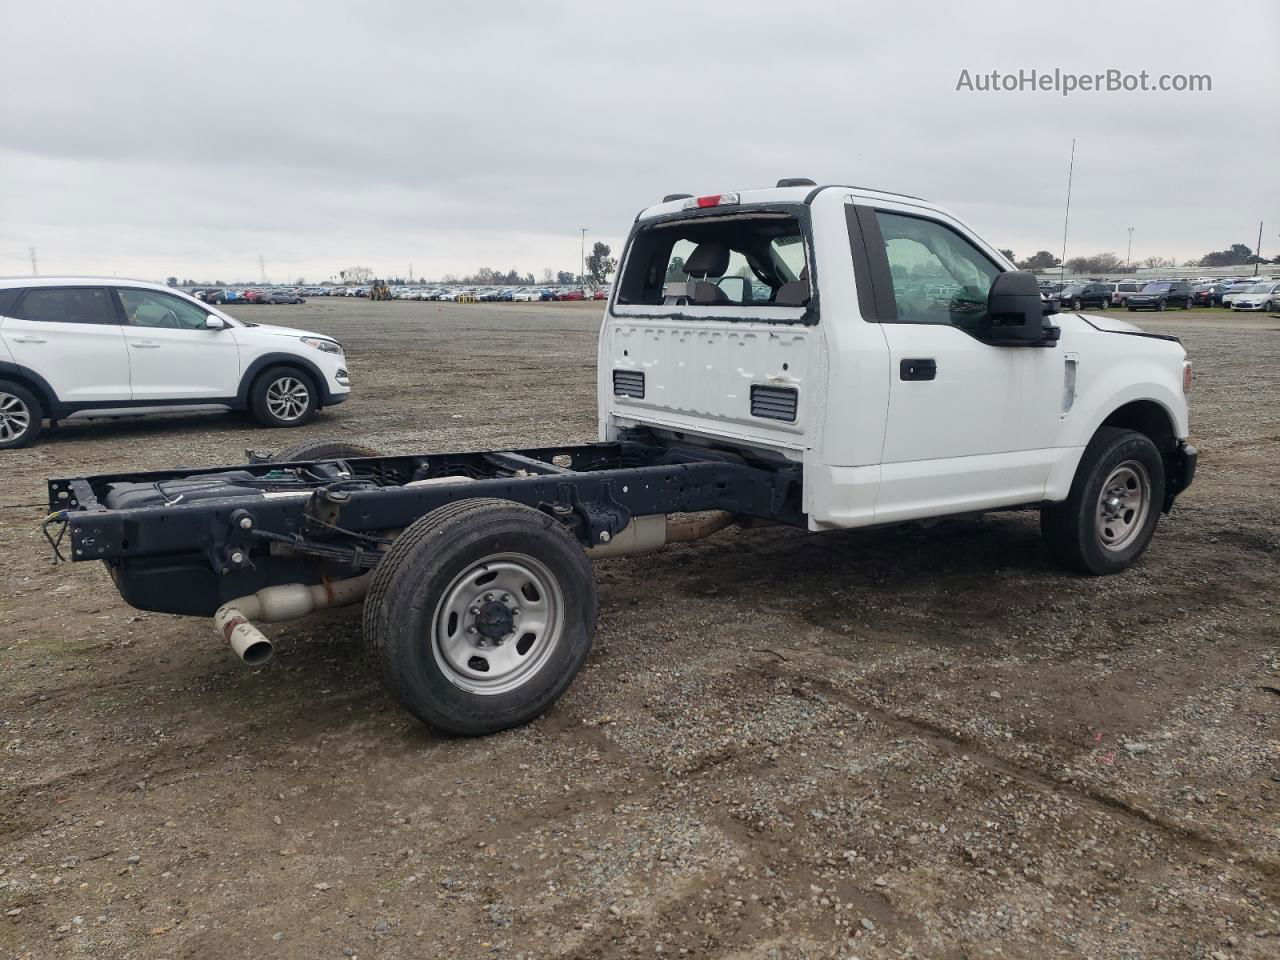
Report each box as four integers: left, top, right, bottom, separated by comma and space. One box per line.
1100, 400, 1176, 453
0, 371, 53, 415
249, 363, 316, 400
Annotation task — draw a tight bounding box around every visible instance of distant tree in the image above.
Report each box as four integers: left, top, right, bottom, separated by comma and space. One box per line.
296, 276, 305, 285
1141, 255, 1175, 269
166, 276, 178, 287
214, 279, 224, 286
1017, 250, 1061, 271
997, 248, 1016, 263
584, 242, 617, 285
542, 268, 555, 284
340, 266, 373, 284
556, 270, 575, 284
1198, 243, 1258, 267
1065, 252, 1122, 274
664, 256, 688, 282
441, 273, 458, 283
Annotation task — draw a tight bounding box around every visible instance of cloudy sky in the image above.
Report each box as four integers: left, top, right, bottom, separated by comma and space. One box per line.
3, 0, 1276, 283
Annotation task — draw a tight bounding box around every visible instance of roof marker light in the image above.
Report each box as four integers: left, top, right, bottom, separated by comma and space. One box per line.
683, 192, 740, 210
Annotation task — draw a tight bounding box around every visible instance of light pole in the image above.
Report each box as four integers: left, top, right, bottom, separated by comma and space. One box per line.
1126, 227, 1134, 272
579, 227, 588, 286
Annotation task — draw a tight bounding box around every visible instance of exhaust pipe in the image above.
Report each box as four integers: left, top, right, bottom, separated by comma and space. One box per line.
585, 511, 737, 559
213, 573, 372, 665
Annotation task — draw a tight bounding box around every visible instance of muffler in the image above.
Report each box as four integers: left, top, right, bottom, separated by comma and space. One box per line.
213, 573, 372, 665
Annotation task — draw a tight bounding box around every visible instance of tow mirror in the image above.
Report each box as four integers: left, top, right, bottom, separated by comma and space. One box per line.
984, 271, 1057, 345
206, 315, 228, 330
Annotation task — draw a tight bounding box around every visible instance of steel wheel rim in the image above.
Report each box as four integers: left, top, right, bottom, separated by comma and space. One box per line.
1097, 460, 1150, 552
431, 552, 564, 696
265, 377, 310, 421
0, 392, 31, 442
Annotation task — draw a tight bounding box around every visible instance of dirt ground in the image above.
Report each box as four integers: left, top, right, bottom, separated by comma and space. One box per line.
2, 300, 1277, 960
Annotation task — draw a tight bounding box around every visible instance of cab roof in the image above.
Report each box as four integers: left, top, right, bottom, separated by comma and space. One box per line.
0, 275, 171, 291
635, 182, 934, 222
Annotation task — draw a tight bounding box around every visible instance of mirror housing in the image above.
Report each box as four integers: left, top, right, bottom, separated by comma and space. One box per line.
983, 271, 1057, 345
205, 315, 228, 330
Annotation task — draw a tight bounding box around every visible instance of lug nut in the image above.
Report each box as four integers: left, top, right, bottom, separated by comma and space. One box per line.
511, 607, 520, 616
466, 625, 477, 635
484, 593, 493, 602
238, 516, 253, 530
469, 606, 480, 615
230, 551, 244, 564
501, 593, 511, 602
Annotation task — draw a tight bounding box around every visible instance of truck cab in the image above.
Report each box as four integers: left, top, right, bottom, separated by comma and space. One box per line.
600, 181, 1195, 568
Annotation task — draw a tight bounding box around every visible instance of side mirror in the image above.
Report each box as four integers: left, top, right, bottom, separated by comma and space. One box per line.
206, 315, 228, 330
984, 271, 1056, 344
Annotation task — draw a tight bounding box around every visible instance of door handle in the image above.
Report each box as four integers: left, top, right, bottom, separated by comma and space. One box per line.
131, 341, 161, 349
9, 335, 46, 344
900, 358, 937, 381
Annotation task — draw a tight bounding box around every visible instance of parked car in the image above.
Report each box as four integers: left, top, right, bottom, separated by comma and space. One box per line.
1059, 282, 1112, 310
557, 288, 586, 301
1221, 279, 1273, 309
0, 277, 350, 448
1110, 280, 1146, 306
1229, 280, 1280, 312
261, 290, 305, 305
1126, 281, 1193, 311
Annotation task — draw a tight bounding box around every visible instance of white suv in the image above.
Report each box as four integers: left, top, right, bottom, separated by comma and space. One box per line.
0, 277, 350, 448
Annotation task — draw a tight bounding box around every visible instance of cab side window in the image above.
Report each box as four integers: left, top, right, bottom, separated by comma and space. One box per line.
874, 212, 1000, 330
16, 287, 115, 324
118, 289, 211, 330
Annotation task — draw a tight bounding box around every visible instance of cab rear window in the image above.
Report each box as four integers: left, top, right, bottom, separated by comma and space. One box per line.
615, 212, 810, 311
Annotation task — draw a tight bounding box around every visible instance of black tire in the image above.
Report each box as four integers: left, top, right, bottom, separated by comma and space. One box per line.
1156, 299, 1166, 311
1072, 298, 1083, 311
1127, 306, 1137, 312
0, 380, 43, 450
1040, 427, 1166, 575
363, 498, 596, 735
1095, 297, 1107, 310
269, 439, 381, 463
249, 366, 317, 428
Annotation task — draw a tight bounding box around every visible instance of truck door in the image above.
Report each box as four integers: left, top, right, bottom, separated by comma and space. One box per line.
855, 207, 1060, 522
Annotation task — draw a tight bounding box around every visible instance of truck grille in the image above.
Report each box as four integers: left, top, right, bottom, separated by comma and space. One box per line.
750, 384, 798, 422
612, 369, 645, 399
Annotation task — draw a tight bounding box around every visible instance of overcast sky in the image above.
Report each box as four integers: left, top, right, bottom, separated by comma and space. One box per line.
2, 0, 1277, 283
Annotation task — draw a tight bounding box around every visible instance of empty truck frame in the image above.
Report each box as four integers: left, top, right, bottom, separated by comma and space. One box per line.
45, 180, 1196, 735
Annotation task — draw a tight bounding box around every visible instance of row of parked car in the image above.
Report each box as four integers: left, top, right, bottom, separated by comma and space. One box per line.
1040, 277, 1280, 312
187, 284, 610, 305
386, 285, 607, 302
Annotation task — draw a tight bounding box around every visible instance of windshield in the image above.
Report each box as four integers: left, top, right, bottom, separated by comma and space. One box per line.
1141, 283, 1172, 292
1245, 283, 1270, 293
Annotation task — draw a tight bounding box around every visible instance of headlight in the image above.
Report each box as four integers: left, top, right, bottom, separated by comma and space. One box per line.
301, 337, 343, 355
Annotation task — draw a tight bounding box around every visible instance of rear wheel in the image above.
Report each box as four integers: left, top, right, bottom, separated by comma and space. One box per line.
268, 439, 381, 462
1072, 297, 1083, 310
363, 498, 596, 735
250, 367, 317, 428
1040, 427, 1165, 575
1095, 297, 1107, 310
0, 381, 43, 450
1156, 299, 1166, 311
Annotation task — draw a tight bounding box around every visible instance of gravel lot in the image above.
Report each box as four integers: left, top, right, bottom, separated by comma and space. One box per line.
1, 300, 1277, 960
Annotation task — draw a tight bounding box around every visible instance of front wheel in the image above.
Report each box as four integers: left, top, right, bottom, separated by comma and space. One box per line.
1156, 299, 1166, 311
1072, 297, 1083, 311
363, 498, 597, 735
249, 367, 317, 427
1040, 427, 1165, 575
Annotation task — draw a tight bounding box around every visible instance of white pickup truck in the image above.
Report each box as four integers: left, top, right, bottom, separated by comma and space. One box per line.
48, 179, 1196, 735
